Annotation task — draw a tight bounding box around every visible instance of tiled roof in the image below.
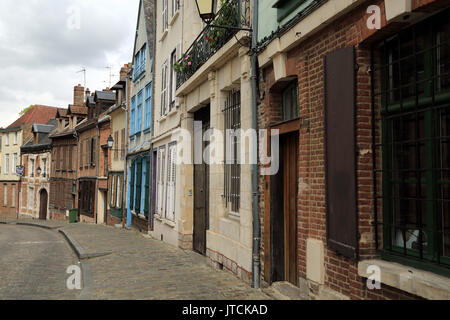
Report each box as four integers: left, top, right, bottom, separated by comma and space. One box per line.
7, 105, 59, 129
56, 108, 68, 118
68, 105, 88, 115
95, 91, 116, 101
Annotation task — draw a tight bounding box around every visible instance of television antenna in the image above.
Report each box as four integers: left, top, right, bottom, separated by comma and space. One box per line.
76, 68, 87, 88
103, 66, 118, 88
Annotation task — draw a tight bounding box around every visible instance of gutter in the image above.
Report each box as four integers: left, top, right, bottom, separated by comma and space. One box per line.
251, 0, 261, 289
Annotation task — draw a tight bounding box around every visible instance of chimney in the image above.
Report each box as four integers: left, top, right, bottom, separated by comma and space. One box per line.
120, 64, 130, 80
74, 84, 84, 106
85, 88, 91, 99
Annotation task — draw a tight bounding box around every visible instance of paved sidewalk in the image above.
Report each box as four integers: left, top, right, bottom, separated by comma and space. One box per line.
1, 218, 270, 300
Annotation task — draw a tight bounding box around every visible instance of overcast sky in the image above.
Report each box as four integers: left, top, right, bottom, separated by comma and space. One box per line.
0, 0, 139, 128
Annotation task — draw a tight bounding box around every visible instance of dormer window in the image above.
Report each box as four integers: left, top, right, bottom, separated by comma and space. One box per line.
134, 44, 147, 80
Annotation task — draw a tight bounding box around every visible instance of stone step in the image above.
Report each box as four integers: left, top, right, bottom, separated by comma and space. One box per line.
263, 281, 310, 300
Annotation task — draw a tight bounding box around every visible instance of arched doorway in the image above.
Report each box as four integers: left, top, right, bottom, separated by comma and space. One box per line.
39, 189, 48, 220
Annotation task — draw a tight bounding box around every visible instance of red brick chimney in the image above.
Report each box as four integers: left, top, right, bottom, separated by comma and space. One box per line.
74, 84, 85, 106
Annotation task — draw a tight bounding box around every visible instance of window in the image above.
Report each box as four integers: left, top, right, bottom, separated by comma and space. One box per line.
140, 158, 147, 214
13, 132, 18, 145
161, 60, 169, 117
162, 0, 168, 32
12, 153, 17, 174
89, 138, 96, 166
130, 96, 136, 135
114, 131, 119, 160
134, 44, 147, 80
30, 159, 35, 177
374, 11, 450, 269
169, 49, 177, 111
111, 175, 117, 208
121, 129, 125, 160
224, 90, 241, 214
145, 83, 152, 130
5, 133, 9, 146
282, 81, 299, 121
5, 154, 9, 175
137, 90, 144, 133
28, 187, 34, 210
171, 0, 179, 17
3, 184, 7, 207
117, 176, 122, 209
166, 143, 176, 221
156, 147, 166, 215
273, 0, 316, 22
11, 185, 16, 208
68, 146, 73, 171
134, 158, 142, 213
43, 158, 47, 177
80, 141, 84, 168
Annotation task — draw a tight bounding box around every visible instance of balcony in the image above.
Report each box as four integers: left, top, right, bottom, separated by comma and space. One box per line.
176, 0, 251, 89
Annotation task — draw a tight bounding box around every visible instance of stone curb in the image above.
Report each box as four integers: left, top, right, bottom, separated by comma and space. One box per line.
0, 221, 64, 230
58, 229, 113, 260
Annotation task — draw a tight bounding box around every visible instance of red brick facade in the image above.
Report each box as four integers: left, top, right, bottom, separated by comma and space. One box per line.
258, 0, 448, 300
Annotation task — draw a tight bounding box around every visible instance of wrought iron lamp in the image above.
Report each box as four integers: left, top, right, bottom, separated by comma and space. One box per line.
36, 167, 42, 176
194, 0, 252, 32
107, 135, 114, 149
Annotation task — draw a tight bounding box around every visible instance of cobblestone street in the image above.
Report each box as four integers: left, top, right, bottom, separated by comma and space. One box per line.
0, 220, 270, 300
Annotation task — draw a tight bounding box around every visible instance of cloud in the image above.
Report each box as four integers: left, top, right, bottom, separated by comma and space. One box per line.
0, 0, 139, 127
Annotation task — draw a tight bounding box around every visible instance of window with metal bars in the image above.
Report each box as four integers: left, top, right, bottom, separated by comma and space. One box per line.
224, 90, 241, 214
373, 9, 450, 273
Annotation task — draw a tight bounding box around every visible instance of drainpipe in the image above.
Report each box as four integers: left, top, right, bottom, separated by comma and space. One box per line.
123, 71, 132, 228
250, 0, 260, 289
96, 122, 100, 224
73, 131, 79, 216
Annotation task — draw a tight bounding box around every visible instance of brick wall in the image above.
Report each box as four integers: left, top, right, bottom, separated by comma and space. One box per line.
257, 0, 446, 300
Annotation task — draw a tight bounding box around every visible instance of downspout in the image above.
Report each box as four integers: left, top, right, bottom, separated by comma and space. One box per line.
73, 131, 79, 214
123, 71, 132, 228
96, 122, 100, 224
250, 0, 260, 289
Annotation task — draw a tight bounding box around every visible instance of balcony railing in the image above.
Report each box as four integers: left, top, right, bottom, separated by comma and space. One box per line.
176, 0, 251, 89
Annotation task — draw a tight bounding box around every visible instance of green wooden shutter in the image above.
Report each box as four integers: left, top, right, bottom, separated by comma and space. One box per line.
130, 161, 135, 210
135, 158, 142, 213
144, 155, 151, 217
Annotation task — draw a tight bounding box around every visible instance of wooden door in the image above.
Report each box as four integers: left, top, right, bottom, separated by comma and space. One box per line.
193, 107, 210, 255
270, 131, 298, 286
283, 132, 298, 286
39, 189, 48, 220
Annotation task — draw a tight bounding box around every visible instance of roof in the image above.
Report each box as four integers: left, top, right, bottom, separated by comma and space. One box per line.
95, 90, 116, 102
56, 108, 68, 118
132, 0, 155, 68
68, 105, 88, 115
7, 105, 59, 129
21, 121, 57, 152
32, 124, 55, 134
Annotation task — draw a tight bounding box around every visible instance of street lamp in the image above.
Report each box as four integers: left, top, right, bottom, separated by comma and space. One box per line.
195, 0, 217, 24
36, 167, 42, 176
194, 0, 252, 32
107, 135, 114, 149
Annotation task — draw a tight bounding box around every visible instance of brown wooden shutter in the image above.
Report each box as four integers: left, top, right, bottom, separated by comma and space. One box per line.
324, 46, 358, 259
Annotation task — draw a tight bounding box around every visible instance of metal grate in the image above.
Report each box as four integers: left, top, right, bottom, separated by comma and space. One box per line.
372, 9, 450, 271
224, 90, 241, 214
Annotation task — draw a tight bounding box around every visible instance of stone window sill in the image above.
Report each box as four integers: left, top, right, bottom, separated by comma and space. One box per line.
358, 259, 450, 300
